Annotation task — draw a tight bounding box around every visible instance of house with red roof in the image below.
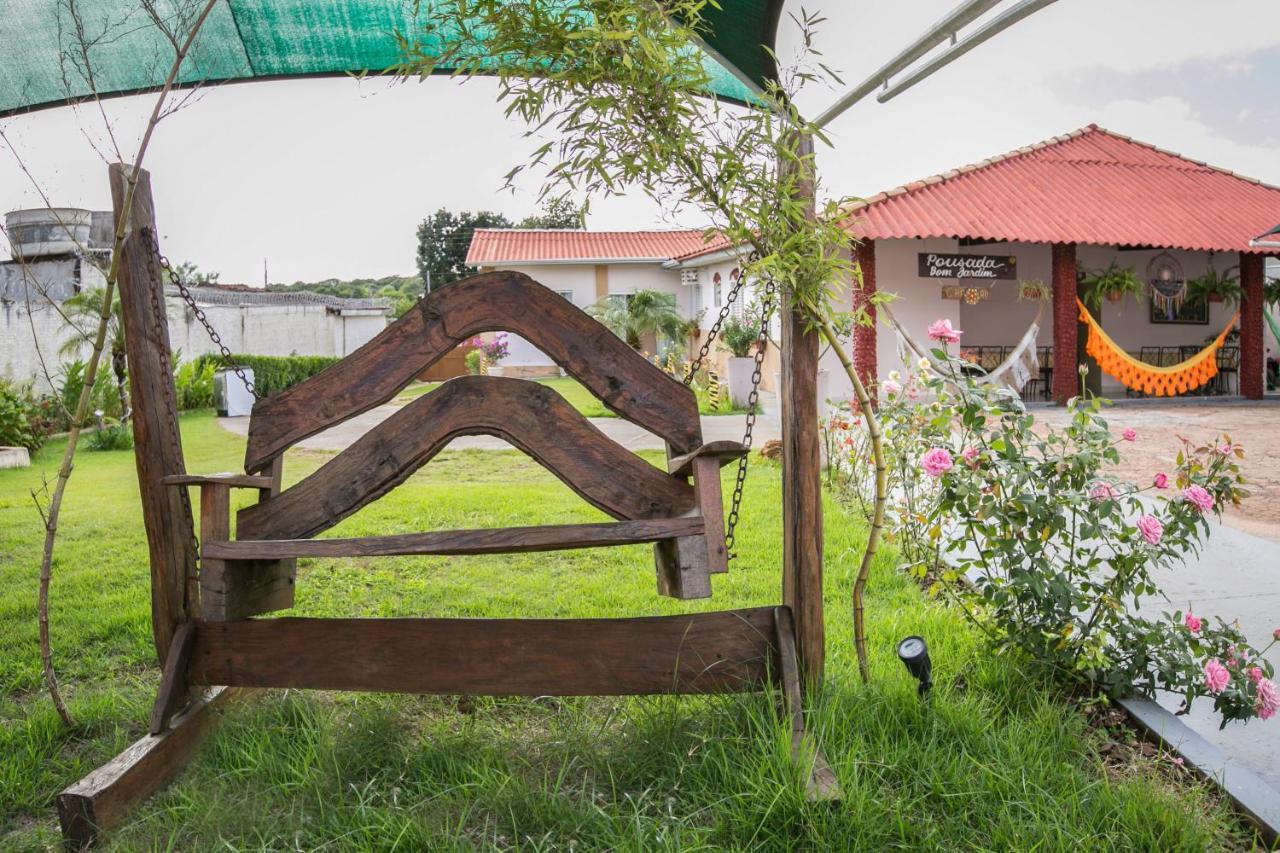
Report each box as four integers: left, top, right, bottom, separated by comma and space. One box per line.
470, 125, 1279, 402
836, 124, 1280, 401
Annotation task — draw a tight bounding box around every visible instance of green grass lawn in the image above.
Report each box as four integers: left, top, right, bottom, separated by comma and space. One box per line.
397, 376, 754, 417
0, 413, 1253, 849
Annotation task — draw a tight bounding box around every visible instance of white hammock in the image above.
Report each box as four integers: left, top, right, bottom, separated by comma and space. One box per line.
882, 303, 1045, 394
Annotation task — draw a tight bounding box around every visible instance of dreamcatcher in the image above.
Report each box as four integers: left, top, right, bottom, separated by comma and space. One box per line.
1147, 252, 1186, 318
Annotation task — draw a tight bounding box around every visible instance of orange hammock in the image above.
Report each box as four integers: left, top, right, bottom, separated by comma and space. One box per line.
1076, 299, 1238, 396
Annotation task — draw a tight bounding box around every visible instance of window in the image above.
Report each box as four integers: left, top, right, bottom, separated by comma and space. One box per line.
713, 272, 722, 308
556, 290, 574, 304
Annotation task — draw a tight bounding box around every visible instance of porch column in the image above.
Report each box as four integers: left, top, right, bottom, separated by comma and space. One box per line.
852, 239, 877, 392
1051, 242, 1078, 404
1240, 252, 1265, 400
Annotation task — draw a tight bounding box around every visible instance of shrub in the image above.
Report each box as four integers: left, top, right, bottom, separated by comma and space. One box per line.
470, 333, 509, 364
191, 354, 340, 398
58, 359, 123, 420
464, 349, 485, 375
174, 358, 216, 410
0, 381, 43, 451
718, 317, 760, 358
86, 413, 134, 451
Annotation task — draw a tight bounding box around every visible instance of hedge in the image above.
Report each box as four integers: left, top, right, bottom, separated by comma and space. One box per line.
192, 353, 340, 398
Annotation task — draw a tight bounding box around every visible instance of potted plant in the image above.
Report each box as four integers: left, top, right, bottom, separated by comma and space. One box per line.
1185, 265, 1242, 307
1080, 262, 1145, 309
719, 316, 761, 407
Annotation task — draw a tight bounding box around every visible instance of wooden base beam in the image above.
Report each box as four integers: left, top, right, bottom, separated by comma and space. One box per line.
58, 687, 236, 849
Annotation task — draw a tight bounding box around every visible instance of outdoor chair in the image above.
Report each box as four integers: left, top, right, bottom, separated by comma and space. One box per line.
1216, 346, 1239, 395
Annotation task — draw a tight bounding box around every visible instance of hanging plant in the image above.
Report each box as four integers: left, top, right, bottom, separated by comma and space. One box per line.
1263, 275, 1280, 308
1185, 266, 1242, 307
1081, 262, 1145, 310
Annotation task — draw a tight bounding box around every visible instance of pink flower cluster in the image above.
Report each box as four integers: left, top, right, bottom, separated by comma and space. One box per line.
920, 447, 954, 478
1182, 484, 1214, 514
927, 318, 963, 345
1136, 514, 1163, 545
1204, 659, 1230, 693
1184, 612, 1202, 633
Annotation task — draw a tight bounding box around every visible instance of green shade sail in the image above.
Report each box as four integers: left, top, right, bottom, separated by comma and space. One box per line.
0, 0, 783, 118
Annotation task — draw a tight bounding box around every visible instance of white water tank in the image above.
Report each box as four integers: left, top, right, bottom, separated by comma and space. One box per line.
214, 368, 256, 417
5, 208, 95, 259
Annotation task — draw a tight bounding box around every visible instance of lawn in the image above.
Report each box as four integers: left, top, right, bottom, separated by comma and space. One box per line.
0, 413, 1253, 849
397, 376, 754, 417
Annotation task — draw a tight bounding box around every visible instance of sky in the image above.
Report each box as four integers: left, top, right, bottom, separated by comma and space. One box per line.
1, 0, 1278, 284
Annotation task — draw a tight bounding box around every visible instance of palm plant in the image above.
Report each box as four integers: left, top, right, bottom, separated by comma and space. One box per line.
588, 289, 684, 352
59, 288, 129, 424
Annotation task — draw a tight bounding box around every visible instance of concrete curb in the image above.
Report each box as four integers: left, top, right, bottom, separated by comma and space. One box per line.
1119, 696, 1280, 847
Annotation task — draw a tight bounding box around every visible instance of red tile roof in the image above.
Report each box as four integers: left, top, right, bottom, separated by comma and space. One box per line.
466, 229, 721, 264
842, 124, 1280, 255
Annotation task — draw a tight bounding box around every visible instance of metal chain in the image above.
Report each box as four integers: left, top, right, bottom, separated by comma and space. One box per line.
141, 227, 261, 400
723, 276, 776, 559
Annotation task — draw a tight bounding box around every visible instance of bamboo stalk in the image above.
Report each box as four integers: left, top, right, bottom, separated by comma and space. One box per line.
36, 0, 221, 727
816, 309, 887, 683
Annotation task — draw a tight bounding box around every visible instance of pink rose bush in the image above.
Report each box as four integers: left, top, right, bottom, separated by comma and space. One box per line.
857, 323, 1275, 726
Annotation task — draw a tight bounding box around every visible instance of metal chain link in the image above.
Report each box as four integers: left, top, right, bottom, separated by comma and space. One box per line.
723, 276, 776, 559
141, 227, 261, 400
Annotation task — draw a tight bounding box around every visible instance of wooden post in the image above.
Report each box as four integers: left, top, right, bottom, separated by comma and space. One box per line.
1051, 242, 1079, 404
779, 131, 824, 684
109, 163, 197, 663
852, 239, 878, 392
1240, 252, 1265, 400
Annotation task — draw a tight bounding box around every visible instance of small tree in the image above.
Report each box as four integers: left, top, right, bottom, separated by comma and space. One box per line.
59, 288, 129, 424
416, 208, 512, 291
518, 197, 585, 229
588, 290, 684, 352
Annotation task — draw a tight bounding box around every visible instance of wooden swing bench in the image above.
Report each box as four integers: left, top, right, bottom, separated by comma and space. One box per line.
57, 166, 837, 848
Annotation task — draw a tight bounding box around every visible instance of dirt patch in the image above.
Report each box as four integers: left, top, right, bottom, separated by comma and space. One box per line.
1034, 401, 1280, 541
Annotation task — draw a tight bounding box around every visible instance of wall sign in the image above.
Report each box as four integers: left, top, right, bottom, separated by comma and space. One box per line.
918, 252, 1016, 280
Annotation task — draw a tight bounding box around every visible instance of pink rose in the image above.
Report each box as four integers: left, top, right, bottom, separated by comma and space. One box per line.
1122, 427, 1137, 442
1247, 667, 1264, 684
927, 318, 963, 345
1274, 628, 1280, 642
1257, 677, 1279, 720
906, 384, 920, 401
962, 447, 980, 466
1219, 443, 1234, 456
1203, 659, 1230, 694
1153, 472, 1169, 489
1089, 482, 1118, 502
920, 447, 954, 478
883, 379, 902, 396
1184, 613, 1202, 633
1182, 484, 1214, 514
1136, 514, 1163, 545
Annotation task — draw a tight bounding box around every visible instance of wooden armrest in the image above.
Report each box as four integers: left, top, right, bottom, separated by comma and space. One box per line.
667, 441, 748, 478
162, 473, 274, 489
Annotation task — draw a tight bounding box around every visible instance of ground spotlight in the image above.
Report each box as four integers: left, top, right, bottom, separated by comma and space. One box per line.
897, 635, 932, 697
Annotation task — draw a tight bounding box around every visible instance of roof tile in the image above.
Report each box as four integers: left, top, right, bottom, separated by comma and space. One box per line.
466, 229, 719, 264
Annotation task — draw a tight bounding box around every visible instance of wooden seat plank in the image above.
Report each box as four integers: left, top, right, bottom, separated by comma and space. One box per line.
189, 608, 778, 696
206, 518, 704, 560
163, 473, 274, 489
244, 271, 702, 471
667, 440, 749, 479
237, 376, 695, 541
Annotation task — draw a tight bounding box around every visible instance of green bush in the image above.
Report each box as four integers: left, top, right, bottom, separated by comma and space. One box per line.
0, 381, 42, 451
718, 316, 760, 358
464, 349, 485, 375
58, 359, 123, 421
86, 418, 134, 451
174, 358, 217, 410
192, 354, 340, 398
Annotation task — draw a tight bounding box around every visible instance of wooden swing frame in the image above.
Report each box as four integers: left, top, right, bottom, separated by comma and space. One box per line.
56, 164, 834, 847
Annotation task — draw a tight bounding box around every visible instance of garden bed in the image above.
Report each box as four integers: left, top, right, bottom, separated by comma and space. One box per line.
0, 413, 1261, 848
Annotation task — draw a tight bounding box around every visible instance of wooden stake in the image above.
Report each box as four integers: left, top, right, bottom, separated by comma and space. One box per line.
778, 131, 825, 685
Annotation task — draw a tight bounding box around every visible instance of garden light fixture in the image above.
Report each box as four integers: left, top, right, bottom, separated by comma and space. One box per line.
897, 636, 933, 697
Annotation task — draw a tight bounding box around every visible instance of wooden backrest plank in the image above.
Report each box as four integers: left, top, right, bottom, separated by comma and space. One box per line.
244, 272, 701, 471
237, 376, 695, 541
109, 164, 197, 663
